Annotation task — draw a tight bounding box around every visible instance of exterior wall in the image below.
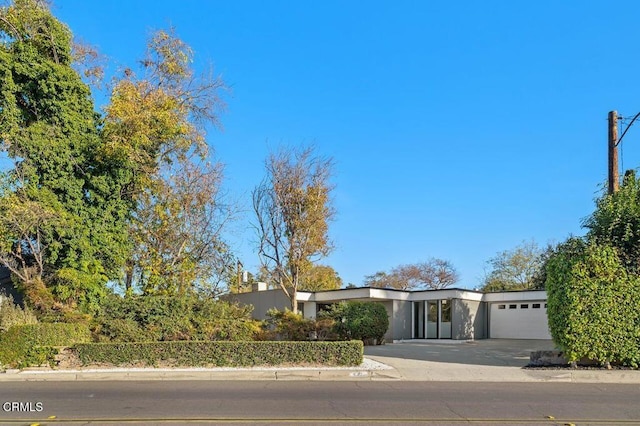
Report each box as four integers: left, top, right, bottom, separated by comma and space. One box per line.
483, 290, 548, 303
223, 289, 290, 320
303, 301, 317, 319
391, 300, 412, 341
380, 301, 394, 342
226, 287, 550, 341
452, 299, 487, 340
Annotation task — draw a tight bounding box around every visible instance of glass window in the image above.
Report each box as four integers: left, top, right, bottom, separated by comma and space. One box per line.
532, 303, 540, 309
521, 304, 529, 309
441, 300, 451, 322
509, 304, 517, 309
498, 305, 506, 309
427, 301, 438, 322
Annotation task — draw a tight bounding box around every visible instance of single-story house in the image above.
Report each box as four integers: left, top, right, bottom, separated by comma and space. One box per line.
225, 285, 551, 342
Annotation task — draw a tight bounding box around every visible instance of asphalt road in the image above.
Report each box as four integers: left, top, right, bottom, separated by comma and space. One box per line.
1, 381, 640, 425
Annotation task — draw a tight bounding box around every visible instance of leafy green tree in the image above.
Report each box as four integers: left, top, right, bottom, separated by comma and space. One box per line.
481, 240, 547, 292
0, 0, 129, 313
582, 170, 640, 274
1, 1, 230, 310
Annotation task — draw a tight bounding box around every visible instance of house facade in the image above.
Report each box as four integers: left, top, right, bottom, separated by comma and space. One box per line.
225, 286, 551, 342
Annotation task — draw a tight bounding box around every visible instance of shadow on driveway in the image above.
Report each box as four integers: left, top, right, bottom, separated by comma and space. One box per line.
364, 339, 557, 367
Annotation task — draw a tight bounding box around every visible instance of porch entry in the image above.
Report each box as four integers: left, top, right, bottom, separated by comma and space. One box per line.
413, 299, 452, 339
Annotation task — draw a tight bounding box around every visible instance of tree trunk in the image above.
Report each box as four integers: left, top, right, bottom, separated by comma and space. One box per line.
124, 259, 134, 291
291, 288, 298, 314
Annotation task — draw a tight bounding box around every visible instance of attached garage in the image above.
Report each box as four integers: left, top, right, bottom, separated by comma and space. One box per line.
487, 294, 551, 339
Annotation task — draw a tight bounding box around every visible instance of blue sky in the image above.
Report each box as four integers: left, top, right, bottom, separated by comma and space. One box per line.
28, 1, 640, 288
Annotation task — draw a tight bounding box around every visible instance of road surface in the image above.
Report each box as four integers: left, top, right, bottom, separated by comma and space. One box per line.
1, 380, 639, 425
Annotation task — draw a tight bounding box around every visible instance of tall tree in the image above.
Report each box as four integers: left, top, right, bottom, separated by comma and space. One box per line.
481, 240, 547, 292
253, 147, 335, 313
0, 0, 127, 313
0, 1, 228, 312
101, 27, 227, 292
364, 258, 459, 290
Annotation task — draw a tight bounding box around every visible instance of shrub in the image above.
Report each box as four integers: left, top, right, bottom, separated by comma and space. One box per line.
0, 293, 37, 332
261, 309, 337, 341
93, 294, 260, 342
546, 238, 640, 367
264, 309, 313, 341
322, 301, 389, 344
74, 340, 363, 367
0, 323, 91, 368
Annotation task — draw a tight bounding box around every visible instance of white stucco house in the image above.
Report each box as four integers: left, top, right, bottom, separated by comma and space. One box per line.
225, 285, 552, 342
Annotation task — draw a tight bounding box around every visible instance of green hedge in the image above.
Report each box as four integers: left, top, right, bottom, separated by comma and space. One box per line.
0, 323, 91, 368
74, 340, 363, 367
546, 239, 640, 367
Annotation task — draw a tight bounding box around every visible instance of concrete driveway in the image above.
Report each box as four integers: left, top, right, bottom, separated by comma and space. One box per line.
365, 339, 556, 367
361, 339, 576, 382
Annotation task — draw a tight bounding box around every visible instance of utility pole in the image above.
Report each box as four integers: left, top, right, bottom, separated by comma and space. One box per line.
608, 110, 619, 194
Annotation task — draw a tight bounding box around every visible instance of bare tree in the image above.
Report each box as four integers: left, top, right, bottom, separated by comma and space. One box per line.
365, 258, 459, 290
253, 147, 335, 313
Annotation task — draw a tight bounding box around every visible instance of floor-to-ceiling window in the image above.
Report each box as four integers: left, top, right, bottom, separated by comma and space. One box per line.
440, 299, 452, 339
413, 301, 425, 338
427, 300, 438, 338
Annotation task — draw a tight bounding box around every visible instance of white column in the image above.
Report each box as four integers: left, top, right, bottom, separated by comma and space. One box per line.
303, 301, 317, 319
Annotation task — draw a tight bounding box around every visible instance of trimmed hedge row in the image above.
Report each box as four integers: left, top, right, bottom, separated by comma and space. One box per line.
0, 323, 92, 368
74, 340, 364, 367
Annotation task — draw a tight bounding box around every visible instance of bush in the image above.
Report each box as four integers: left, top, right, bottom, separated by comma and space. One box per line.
0, 293, 37, 332
264, 309, 312, 341
74, 340, 363, 367
93, 294, 260, 342
322, 301, 389, 344
546, 239, 640, 367
0, 323, 91, 368
261, 309, 337, 341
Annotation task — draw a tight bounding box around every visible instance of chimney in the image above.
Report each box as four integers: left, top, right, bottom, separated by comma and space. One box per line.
252, 282, 268, 292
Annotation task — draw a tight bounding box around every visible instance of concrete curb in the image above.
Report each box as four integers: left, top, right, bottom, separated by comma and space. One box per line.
3, 364, 640, 383
0, 368, 402, 382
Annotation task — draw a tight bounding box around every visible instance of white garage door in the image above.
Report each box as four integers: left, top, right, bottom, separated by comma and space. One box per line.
490, 301, 551, 339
